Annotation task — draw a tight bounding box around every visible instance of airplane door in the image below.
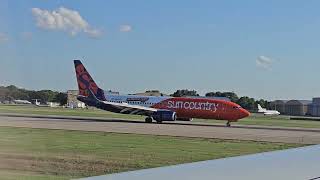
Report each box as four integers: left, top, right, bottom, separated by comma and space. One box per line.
222, 103, 228, 119
218, 103, 225, 119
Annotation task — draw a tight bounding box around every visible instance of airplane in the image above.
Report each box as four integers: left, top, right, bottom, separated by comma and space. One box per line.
32, 99, 41, 106
73, 60, 250, 126
13, 99, 32, 104
257, 104, 280, 116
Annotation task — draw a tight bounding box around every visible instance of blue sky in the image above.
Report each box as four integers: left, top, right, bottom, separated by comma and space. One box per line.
1, 0, 320, 100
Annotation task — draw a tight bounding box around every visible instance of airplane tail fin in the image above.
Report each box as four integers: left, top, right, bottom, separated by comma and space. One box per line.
257, 104, 266, 113
74, 60, 106, 101
87, 88, 100, 102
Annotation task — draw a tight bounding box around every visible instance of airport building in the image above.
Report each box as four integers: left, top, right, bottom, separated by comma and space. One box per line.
271, 98, 320, 117
67, 90, 86, 108
284, 100, 311, 116
46, 102, 60, 107
269, 100, 288, 114
308, 98, 320, 117
134, 90, 169, 97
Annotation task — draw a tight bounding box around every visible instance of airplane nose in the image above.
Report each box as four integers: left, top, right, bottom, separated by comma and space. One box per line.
239, 108, 250, 119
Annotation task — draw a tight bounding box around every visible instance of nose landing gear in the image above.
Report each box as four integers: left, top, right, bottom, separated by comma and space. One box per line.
226, 121, 231, 127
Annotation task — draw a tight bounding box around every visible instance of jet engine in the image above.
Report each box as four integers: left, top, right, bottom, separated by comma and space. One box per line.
152, 110, 177, 122
77, 95, 98, 107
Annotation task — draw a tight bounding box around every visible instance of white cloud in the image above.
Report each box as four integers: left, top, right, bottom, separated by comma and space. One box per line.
0, 32, 8, 43
85, 28, 102, 38
31, 7, 102, 38
119, 25, 132, 32
256, 55, 274, 70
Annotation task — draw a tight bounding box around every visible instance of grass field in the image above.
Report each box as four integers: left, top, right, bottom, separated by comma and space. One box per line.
0, 105, 142, 120
1, 105, 320, 129
0, 126, 300, 180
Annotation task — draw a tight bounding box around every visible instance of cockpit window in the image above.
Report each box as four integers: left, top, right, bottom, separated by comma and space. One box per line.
233, 106, 241, 109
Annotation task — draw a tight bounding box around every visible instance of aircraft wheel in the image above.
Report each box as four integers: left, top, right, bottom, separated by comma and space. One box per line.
145, 117, 153, 123
226, 121, 231, 127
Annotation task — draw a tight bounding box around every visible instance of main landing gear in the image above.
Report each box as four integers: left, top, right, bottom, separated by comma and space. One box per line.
226, 121, 231, 127
145, 117, 153, 123
145, 117, 163, 124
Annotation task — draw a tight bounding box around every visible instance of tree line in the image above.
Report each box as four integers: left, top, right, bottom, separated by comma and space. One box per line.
0, 85, 67, 105
0, 85, 269, 111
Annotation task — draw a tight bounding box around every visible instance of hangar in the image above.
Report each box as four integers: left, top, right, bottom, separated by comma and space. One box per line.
309, 98, 320, 117
270, 99, 317, 116
269, 100, 288, 114
285, 100, 311, 116
67, 90, 86, 108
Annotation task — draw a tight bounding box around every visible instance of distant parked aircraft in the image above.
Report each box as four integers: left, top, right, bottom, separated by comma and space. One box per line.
13, 100, 31, 104
31, 99, 41, 106
73, 60, 250, 126
257, 104, 280, 116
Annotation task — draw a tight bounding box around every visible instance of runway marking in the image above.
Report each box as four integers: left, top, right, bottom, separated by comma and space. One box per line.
0, 113, 319, 133
0, 115, 319, 144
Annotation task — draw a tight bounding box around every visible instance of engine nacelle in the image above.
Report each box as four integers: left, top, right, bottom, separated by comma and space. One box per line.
152, 110, 176, 121
77, 96, 97, 107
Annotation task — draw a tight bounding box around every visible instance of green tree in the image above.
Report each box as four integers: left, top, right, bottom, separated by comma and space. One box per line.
38, 90, 57, 102
255, 99, 269, 110
53, 92, 67, 105
0, 85, 69, 105
171, 89, 199, 97
236, 96, 256, 111
206, 91, 239, 102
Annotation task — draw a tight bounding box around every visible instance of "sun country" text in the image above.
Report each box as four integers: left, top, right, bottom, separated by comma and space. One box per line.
167, 101, 219, 112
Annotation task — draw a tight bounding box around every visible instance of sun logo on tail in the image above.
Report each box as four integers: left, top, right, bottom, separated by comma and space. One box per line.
75, 64, 98, 96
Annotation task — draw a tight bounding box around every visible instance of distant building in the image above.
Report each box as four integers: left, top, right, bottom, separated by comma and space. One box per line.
187, 96, 230, 101
67, 90, 86, 108
269, 100, 288, 114
310, 98, 320, 117
265, 98, 320, 117
46, 102, 60, 107
285, 100, 312, 116
105, 90, 120, 95
134, 90, 169, 97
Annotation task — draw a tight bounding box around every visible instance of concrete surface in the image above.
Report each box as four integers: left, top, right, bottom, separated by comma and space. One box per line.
0, 114, 319, 144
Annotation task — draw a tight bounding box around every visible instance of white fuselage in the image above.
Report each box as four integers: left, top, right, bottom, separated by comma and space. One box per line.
258, 108, 280, 116
104, 92, 168, 108
262, 111, 281, 115
13, 100, 32, 104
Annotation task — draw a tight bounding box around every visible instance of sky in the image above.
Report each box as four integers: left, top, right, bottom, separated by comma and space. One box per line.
1, 0, 320, 100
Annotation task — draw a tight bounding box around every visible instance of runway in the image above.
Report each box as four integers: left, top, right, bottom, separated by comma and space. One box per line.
0, 114, 319, 144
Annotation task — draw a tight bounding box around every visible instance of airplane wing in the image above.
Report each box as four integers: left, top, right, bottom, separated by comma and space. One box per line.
98, 100, 157, 116
80, 89, 158, 116
78, 145, 320, 180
